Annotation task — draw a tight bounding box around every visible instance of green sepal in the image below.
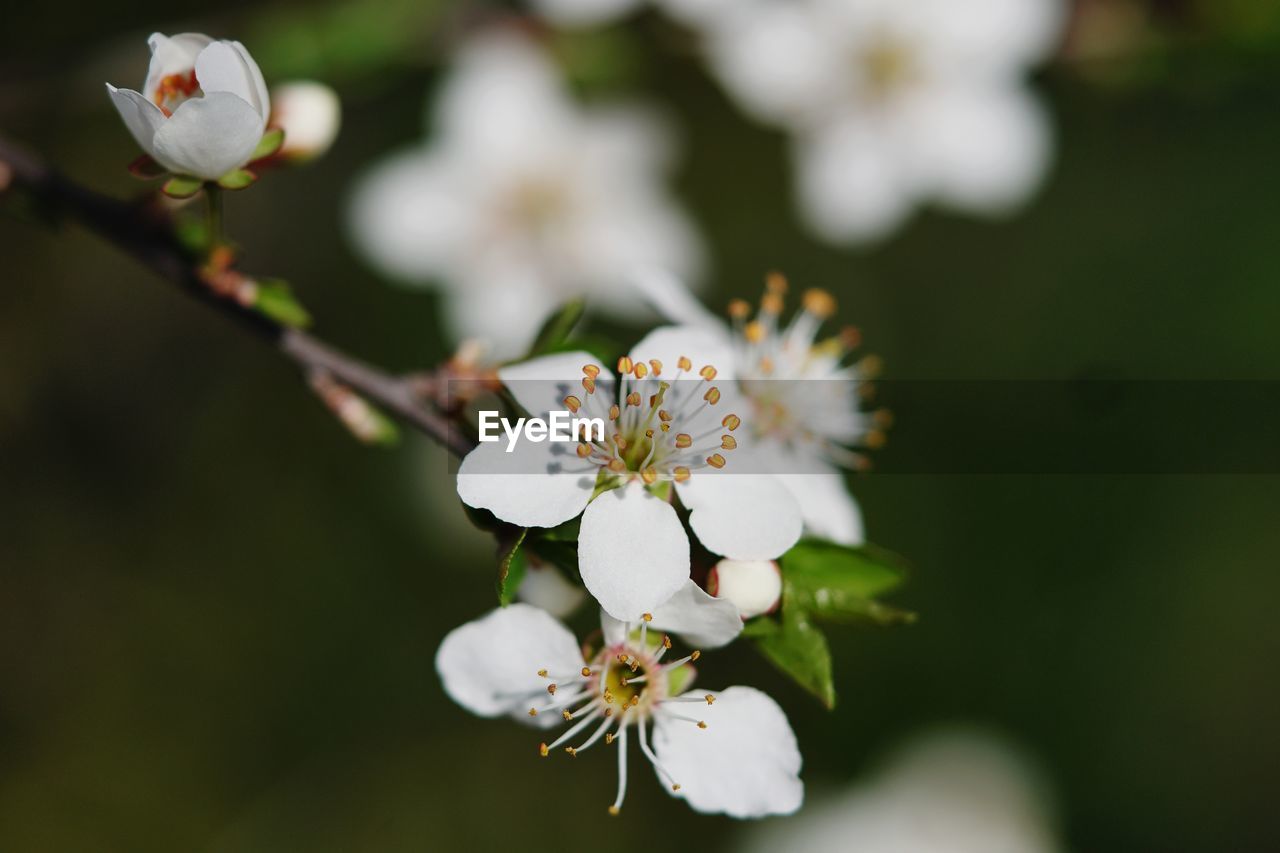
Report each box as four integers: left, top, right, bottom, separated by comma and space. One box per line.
252, 278, 312, 328
162, 175, 204, 199
251, 128, 286, 161
216, 169, 258, 191
497, 528, 529, 606
128, 154, 167, 180
746, 609, 836, 709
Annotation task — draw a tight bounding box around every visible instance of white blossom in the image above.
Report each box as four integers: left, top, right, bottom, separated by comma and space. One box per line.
456, 335, 803, 620
106, 33, 270, 180
347, 32, 703, 357
708, 558, 781, 619
435, 585, 803, 817
269, 81, 341, 162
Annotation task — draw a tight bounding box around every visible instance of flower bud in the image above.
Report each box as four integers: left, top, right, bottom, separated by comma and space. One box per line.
707, 558, 781, 619
517, 559, 585, 619
269, 81, 341, 163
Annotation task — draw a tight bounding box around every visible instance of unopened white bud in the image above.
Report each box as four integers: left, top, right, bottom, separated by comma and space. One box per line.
707, 558, 781, 619
269, 81, 341, 162
517, 559, 586, 619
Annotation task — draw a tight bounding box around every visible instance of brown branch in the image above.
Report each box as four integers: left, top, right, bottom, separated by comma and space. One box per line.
0, 135, 475, 459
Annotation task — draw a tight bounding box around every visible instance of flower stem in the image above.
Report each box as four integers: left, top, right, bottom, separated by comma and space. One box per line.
205, 184, 224, 247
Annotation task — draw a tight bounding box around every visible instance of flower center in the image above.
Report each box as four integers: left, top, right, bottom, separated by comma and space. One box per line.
856, 34, 917, 101
152, 69, 201, 117
563, 356, 739, 486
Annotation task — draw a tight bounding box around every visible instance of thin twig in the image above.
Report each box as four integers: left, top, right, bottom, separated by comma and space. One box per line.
0, 135, 475, 459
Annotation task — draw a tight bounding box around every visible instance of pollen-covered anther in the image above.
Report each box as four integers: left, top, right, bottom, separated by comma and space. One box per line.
609, 404, 621, 420
697, 721, 708, 729
608, 805, 620, 815
581, 377, 596, 394
608, 459, 627, 474
617, 653, 630, 663
721, 435, 737, 450
626, 392, 642, 407
761, 292, 784, 315
673, 466, 690, 482
648, 359, 663, 375
604, 691, 615, 704
539, 743, 550, 757
547, 683, 557, 695
563, 395, 581, 413
605, 733, 616, 745
537, 669, 548, 677
658, 409, 673, 422
581, 666, 592, 677
677, 356, 692, 371
662, 635, 673, 649
565, 747, 577, 757
645, 429, 655, 439
722, 413, 741, 431
803, 288, 837, 318
617, 357, 634, 374
690, 650, 702, 661
613, 434, 628, 451
633, 361, 648, 379
672, 784, 682, 791
704, 387, 721, 405
562, 709, 573, 721
765, 270, 789, 294
699, 365, 718, 381
675, 433, 693, 449
641, 467, 658, 485
728, 299, 750, 319
660, 424, 671, 433
642, 612, 653, 623
706, 453, 726, 469
583, 364, 601, 379
576, 443, 593, 458
705, 694, 715, 704
528, 708, 538, 716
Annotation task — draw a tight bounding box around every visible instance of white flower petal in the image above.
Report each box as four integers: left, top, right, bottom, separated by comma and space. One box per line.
194, 41, 265, 120
647, 579, 743, 648
578, 483, 690, 621
777, 469, 865, 546
105, 85, 165, 155
676, 473, 802, 560
918, 0, 1066, 72
231, 41, 271, 121
629, 324, 737, 382
709, 558, 781, 620
497, 350, 610, 418
654, 686, 803, 817
443, 263, 564, 360
435, 604, 583, 719
456, 438, 595, 528
151, 92, 265, 179
517, 561, 587, 619
633, 269, 723, 330
144, 32, 212, 97
271, 81, 341, 160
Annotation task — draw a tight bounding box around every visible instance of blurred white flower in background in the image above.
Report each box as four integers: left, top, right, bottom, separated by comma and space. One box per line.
268, 81, 341, 162
347, 31, 703, 357
743, 729, 1063, 853
695, 0, 1066, 243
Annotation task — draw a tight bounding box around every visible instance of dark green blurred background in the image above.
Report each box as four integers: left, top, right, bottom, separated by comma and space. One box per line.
2, 1, 1279, 850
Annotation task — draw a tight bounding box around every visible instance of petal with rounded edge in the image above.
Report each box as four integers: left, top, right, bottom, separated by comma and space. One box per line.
435, 604, 584, 718
647, 579, 743, 648
498, 350, 611, 418
151, 91, 265, 179
106, 85, 166, 155
676, 473, 802, 560
653, 686, 803, 817
578, 483, 689, 621
456, 438, 595, 528
776, 469, 865, 546
144, 32, 212, 97
630, 324, 736, 382
193, 41, 266, 121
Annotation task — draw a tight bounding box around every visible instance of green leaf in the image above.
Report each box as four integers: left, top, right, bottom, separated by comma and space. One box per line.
539, 517, 581, 542
252, 128, 286, 161
162, 175, 204, 199
749, 609, 836, 709
127, 154, 167, 180
497, 528, 529, 606
252, 278, 312, 328
216, 168, 258, 190
525, 538, 578, 583
783, 539, 909, 597
527, 299, 586, 357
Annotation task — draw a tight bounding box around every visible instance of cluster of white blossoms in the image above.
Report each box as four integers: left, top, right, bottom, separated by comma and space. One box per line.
347, 31, 704, 358
437, 584, 803, 817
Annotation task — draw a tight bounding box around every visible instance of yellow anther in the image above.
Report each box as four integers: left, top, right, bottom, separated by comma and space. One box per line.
690, 650, 702, 661
605, 733, 616, 745
629, 659, 639, 672
662, 635, 673, 649
577, 443, 593, 458
649, 359, 663, 375
609, 404, 621, 421
744, 321, 765, 343
629, 694, 640, 706
641, 467, 658, 485
604, 707, 613, 717
720, 435, 737, 450
761, 292, 784, 315
562, 709, 573, 721
704, 387, 721, 405
581, 666, 592, 677
677, 356, 692, 371
722, 413, 741, 431
633, 361, 648, 379
649, 394, 659, 408
864, 429, 887, 450
617, 653, 629, 662
547, 684, 557, 695
528, 708, 538, 716
537, 669, 548, 677
705, 694, 715, 704
565, 747, 577, 757
608, 458, 627, 474
699, 365, 718, 381
673, 466, 690, 482
608, 805, 620, 815
672, 784, 682, 791
581, 377, 596, 394
539, 743, 549, 757
675, 433, 692, 449
765, 270, 789, 294
727, 299, 750, 319
617, 356, 633, 374
619, 675, 629, 687
658, 409, 673, 421
614, 434, 628, 451
642, 613, 653, 622
802, 288, 837, 318
645, 429, 655, 439
660, 423, 671, 433
583, 364, 601, 379
626, 391, 642, 407
604, 691, 615, 705
563, 395, 581, 413
697, 721, 707, 729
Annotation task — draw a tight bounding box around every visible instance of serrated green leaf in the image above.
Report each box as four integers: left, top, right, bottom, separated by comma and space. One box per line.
497, 528, 529, 606
252, 128, 286, 161
162, 175, 204, 199
749, 609, 836, 709
527, 299, 586, 358
216, 168, 258, 190
252, 278, 312, 328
